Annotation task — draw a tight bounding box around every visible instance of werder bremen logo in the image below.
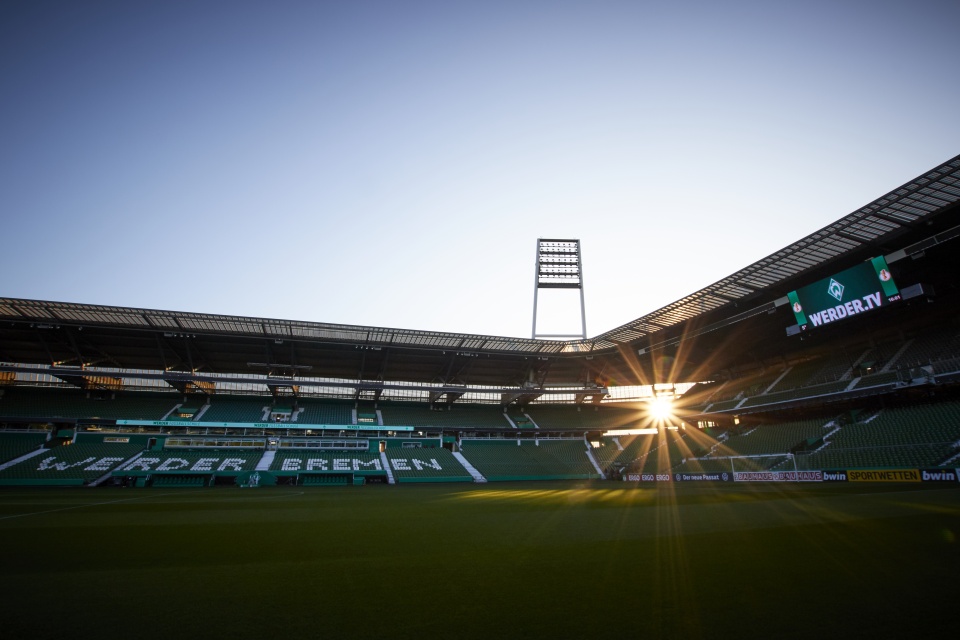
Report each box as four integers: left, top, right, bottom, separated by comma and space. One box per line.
827, 278, 844, 302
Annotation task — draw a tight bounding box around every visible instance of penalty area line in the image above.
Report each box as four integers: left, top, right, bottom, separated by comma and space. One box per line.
0, 490, 307, 519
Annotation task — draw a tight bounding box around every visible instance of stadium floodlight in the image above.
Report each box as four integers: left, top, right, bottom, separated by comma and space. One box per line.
531, 238, 587, 340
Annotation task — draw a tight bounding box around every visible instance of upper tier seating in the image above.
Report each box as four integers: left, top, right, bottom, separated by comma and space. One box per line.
379, 403, 508, 429
0, 389, 178, 421
525, 405, 645, 430
294, 400, 354, 424
200, 398, 270, 422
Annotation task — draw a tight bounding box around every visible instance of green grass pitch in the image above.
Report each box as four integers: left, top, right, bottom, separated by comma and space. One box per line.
1, 482, 958, 639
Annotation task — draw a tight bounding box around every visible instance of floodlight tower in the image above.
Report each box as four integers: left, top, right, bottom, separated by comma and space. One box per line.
531, 238, 587, 340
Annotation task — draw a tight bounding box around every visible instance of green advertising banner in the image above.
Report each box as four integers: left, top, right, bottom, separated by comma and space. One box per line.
788, 256, 900, 331
115, 420, 414, 432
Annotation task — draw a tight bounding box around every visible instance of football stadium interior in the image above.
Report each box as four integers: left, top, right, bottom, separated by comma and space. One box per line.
2, 154, 960, 488
4, 156, 960, 640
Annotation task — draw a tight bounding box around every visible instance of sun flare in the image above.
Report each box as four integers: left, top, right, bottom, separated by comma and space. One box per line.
649, 396, 674, 420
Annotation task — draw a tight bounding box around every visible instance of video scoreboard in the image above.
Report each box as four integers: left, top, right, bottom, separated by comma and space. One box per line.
786, 256, 900, 334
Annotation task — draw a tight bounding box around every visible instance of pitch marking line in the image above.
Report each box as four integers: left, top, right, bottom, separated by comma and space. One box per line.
0, 491, 188, 521
0, 489, 308, 520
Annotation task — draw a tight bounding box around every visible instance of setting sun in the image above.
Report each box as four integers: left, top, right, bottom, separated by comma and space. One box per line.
649, 396, 674, 420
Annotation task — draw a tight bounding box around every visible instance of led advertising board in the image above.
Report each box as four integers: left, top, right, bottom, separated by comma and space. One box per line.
787, 256, 900, 332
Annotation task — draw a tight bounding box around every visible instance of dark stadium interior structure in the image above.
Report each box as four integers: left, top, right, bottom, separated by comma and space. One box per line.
1, 154, 959, 486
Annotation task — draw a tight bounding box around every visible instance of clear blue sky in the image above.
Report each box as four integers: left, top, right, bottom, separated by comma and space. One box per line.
2, 0, 958, 338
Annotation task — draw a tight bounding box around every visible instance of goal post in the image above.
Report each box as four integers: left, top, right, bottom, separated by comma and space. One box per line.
690, 453, 798, 473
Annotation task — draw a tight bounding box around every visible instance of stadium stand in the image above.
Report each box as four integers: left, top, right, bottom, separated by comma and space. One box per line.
766, 360, 827, 393
200, 397, 270, 422
384, 447, 473, 483
0, 388, 178, 421
0, 431, 48, 464
854, 371, 901, 390
615, 434, 657, 465
522, 405, 588, 430
0, 441, 143, 485
533, 440, 599, 475
112, 447, 265, 486
120, 449, 264, 472
619, 430, 691, 475
592, 433, 663, 474
739, 381, 852, 407
379, 403, 508, 429
172, 397, 205, 419
294, 399, 355, 424
525, 404, 644, 431
707, 398, 744, 412
507, 409, 536, 429
688, 328, 960, 412
458, 438, 600, 481
271, 450, 385, 476
590, 436, 623, 468
713, 419, 830, 458
796, 402, 960, 470
804, 350, 860, 386
2, 155, 960, 489
722, 371, 783, 401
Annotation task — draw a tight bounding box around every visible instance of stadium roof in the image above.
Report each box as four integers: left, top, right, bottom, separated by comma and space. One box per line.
588, 153, 960, 350
1, 153, 959, 394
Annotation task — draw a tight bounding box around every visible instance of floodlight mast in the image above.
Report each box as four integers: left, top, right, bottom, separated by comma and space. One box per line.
531, 238, 587, 340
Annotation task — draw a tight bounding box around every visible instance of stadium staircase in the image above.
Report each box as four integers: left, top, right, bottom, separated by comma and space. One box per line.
452, 451, 486, 482
821, 422, 841, 442
517, 413, 539, 429
844, 348, 874, 380
380, 452, 396, 484
938, 449, 960, 467
90, 450, 145, 487
844, 377, 862, 391
881, 339, 915, 372
256, 451, 276, 471
764, 368, 792, 394
585, 445, 605, 478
